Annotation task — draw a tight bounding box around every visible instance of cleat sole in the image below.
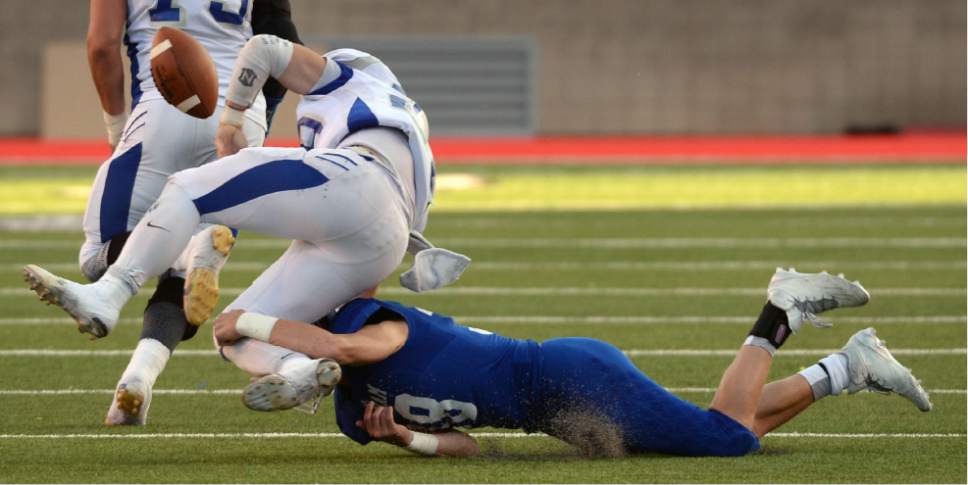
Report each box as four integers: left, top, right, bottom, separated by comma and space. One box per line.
242, 375, 300, 412
23, 265, 107, 339
105, 385, 145, 426
184, 268, 219, 327
183, 226, 235, 326
210, 226, 235, 256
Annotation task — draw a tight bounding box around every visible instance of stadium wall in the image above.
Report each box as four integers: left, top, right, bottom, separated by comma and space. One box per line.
0, 0, 964, 137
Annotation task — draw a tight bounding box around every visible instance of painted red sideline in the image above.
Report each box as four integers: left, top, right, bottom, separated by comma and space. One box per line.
0, 133, 963, 165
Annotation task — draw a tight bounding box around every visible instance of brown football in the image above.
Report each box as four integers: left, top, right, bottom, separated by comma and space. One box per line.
150, 26, 218, 119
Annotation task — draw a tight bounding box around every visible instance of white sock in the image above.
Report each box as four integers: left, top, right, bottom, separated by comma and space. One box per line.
743, 335, 777, 357
89, 269, 137, 310
821, 353, 850, 394
119, 338, 171, 388
219, 337, 308, 377
798, 353, 849, 400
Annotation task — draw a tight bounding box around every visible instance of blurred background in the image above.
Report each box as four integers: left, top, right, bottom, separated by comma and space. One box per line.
0, 0, 965, 139
0, 3, 965, 482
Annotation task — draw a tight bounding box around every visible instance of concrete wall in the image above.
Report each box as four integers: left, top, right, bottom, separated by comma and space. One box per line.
3, 0, 964, 137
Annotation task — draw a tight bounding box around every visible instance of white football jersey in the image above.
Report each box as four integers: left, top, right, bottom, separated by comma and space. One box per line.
296, 49, 435, 232
123, 0, 265, 122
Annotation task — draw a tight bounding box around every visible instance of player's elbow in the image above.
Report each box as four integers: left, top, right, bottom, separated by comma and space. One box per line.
87, 34, 121, 63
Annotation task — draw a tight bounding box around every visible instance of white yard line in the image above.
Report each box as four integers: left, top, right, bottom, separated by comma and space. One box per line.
0, 348, 962, 357
1, 315, 962, 326
1, 236, 964, 250
3, 286, 965, 297
0, 432, 961, 440
6, 260, 964, 273
0, 387, 962, 396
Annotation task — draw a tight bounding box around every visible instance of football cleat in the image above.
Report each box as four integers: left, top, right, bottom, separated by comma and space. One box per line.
767, 267, 870, 332
183, 225, 235, 327
23, 264, 121, 339
242, 358, 341, 412
841, 328, 932, 412
104, 379, 152, 425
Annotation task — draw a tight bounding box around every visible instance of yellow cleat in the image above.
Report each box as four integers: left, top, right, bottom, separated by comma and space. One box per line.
183, 225, 235, 326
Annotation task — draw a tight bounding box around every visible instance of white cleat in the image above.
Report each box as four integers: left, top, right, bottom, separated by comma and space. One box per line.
104, 378, 152, 425
23, 264, 120, 339
767, 267, 870, 332
242, 359, 341, 413
183, 225, 235, 327
841, 328, 932, 412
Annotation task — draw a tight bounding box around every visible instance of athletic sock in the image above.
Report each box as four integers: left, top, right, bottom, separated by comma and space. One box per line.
91, 270, 137, 314
219, 338, 306, 377
798, 353, 849, 400
118, 338, 171, 389
744, 302, 792, 356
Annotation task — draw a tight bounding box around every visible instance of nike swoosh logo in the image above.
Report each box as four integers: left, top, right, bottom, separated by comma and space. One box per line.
146, 221, 170, 232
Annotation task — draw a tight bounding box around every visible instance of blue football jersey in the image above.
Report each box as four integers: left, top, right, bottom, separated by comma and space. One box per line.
327, 299, 541, 445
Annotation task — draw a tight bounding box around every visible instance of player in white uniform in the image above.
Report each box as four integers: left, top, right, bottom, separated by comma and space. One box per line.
26, 35, 467, 416
79, 0, 299, 425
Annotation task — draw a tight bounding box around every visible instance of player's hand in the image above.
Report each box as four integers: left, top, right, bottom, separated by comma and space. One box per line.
356, 401, 413, 446
215, 123, 249, 158
213, 309, 245, 345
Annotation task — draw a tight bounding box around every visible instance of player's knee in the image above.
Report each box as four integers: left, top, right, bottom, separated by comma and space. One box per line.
705, 410, 761, 456
78, 232, 130, 282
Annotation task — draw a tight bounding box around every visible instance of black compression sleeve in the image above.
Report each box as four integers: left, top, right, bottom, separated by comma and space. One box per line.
252, 0, 303, 100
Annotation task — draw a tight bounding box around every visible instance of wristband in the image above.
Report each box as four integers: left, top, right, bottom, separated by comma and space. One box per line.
220, 105, 247, 128
235, 312, 277, 342
103, 111, 128, 146
405, 431, 439, 456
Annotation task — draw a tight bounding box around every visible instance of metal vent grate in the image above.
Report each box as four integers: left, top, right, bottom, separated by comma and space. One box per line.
311, 37, 535, 136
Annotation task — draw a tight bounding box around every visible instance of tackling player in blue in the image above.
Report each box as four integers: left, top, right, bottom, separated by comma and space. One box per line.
213, 268, 932, 457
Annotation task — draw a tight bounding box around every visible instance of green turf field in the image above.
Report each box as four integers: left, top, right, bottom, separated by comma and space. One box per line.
0, 164, 965, 483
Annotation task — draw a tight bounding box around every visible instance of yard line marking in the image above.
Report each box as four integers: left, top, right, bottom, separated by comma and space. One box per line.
1, 348, 962, 357
1, 388, 962, 396
0, 432, 962, 440
7, 260, 964, 273
3, 286, 964, 298
1, 237, 964, 250
1, 315, 962, 326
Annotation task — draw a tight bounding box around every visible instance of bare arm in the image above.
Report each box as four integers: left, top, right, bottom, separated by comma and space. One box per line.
87, 0, 127, 145
213, 310, 407, 366
358, 402, 481, 457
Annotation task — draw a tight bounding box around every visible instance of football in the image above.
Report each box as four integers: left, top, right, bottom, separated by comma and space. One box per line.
149, 26, 218, 119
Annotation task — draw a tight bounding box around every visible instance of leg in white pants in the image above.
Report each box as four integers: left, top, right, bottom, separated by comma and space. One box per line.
79, 100, 265, 281
99, 145, 409, 368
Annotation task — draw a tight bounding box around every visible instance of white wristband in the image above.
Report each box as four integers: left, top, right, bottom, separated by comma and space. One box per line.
235, 312, 277, 342
103, 111, 128, 146
405, 431, 439, 456
220, 106, 247, 128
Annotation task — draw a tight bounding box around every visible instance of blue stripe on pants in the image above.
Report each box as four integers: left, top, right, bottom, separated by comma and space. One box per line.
99, 143, 143, 243
192, 159, 329, 215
